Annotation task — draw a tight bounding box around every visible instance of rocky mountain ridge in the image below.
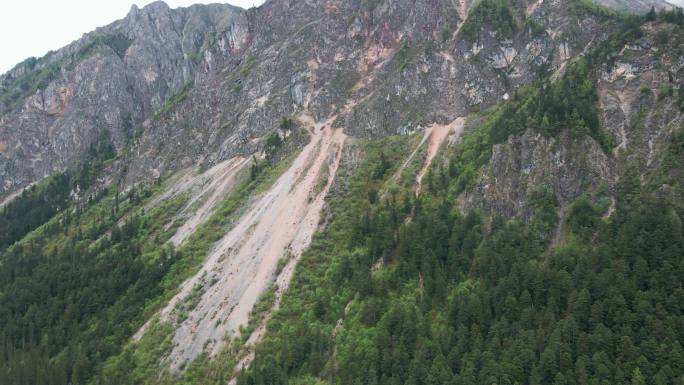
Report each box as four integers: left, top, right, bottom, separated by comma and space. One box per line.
0, 1, 245, 199
1, 0, 628, 217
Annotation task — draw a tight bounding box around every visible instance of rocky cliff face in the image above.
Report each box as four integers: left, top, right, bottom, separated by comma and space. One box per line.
462, 20, 683, 219
120, 0, 617, 193
0, 0, 598, 199
0, 0, 680, 214
0, 1, 244, 197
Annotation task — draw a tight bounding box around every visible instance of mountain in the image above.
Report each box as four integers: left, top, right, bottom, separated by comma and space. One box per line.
0, 1, 682, 385
0, 1, 246, 200
0, 0, 617, 203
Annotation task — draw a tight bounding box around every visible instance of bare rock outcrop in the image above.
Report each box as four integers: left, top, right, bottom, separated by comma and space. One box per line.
0, 0, 618, 200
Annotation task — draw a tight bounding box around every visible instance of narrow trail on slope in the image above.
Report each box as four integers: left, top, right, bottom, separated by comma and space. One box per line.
0, 184, 31, 209
155, 117, 345, 372
415, 117, 465, 194
391, 128, 432, 183
551, 206, 568, 248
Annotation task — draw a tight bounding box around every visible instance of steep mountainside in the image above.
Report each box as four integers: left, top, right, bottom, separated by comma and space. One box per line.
0, 1, 683, 385
0, 2, 245, 199
2, 0, 616, 202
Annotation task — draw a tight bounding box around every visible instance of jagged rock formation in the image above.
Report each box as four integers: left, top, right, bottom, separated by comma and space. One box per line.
0, 1, 245, 195
462, 20, 683, 219
1, 0, 621, 202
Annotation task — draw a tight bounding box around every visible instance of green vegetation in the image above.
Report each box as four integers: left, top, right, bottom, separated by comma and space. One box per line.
97, 320, 175, 385
331, 70, 360, 97
102, 34, 133, 59
175, 282, 207, 323
460, 0, 519, 42
157, 80, 194, 116
239, 285, 277, 345
446, 118, 493, 194
240, 56, 257, 77
92, 136, 415, 385
4, 96, 682, 385
0, 58, 63, 111
524, 16, 546, 36
673, 127, 684, 156
234, 123, 684, 385
88, 150, 299, 385
0, 51, 64, 111
457, 1, 652, 153
394, 37, 417, 71
658, 84, 674, 100
0, 174, 71, 249
572, 0, 621, 20
280, 116, 295, 130
231, 17, 684, 384
0, 132, 116, 250
659, 7, 684, 26
362, 0, 381, 12
0, 140, 298, 385
72, 132, 117, 190
188, 50, 203, 64
265, 132, 284, 162
479, 9, 662, 151
0, 181, 185, 385
1, 4, 683, 385
487, 59, 613, 149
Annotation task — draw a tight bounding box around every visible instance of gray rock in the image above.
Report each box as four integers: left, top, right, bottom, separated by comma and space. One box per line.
1, 0, 678, 217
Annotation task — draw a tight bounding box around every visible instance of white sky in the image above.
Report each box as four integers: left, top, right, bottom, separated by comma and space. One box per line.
0, 0, 266, 74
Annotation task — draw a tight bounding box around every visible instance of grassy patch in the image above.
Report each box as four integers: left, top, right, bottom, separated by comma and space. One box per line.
157, 80, 194, 117
460, 0, 519, 42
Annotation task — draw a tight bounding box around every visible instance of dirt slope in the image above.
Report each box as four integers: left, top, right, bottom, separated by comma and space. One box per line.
151, 119, 345, 372
415, 117, 466, 194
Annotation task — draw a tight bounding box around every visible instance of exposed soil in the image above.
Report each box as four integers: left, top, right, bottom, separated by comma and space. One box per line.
415, 117, 465, 194
169, 157, 249, 246
155, 117, 345, 372
228, 115, 347, 377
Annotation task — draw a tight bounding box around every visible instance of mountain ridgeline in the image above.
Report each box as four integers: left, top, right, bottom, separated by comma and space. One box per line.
0, 1, 683, 385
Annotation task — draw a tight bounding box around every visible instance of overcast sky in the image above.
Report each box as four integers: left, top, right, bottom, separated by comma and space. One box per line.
0, 0, 266, 74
